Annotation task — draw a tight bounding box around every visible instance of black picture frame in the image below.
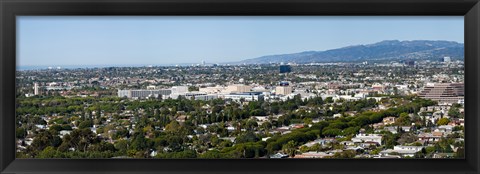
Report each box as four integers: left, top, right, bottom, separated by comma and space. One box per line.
1, 0, 479, 174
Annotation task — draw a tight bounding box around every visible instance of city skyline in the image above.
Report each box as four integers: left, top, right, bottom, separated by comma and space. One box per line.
17, 16, 463, 66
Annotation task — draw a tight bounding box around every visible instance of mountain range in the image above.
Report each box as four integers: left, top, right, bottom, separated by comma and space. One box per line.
235, 40, 464, 64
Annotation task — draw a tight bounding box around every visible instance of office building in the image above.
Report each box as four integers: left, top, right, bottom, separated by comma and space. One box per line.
224, 92, 264, 102
405, 60, 415, 66
225, 84, 251, 93
279, 81, 289, 86
279, 65, 292, 73
171, 86, 189, 94
443, 56, 451, 62
418, 83, 464, 104
118, 89, 172, 99
276, 86, 293, 95
171, 92, 217, 101
34, 83, 40, 95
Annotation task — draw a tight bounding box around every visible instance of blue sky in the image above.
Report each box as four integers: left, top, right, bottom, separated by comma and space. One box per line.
17, 16, 463, 66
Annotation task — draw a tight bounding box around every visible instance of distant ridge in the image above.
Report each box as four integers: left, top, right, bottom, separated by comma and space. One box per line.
235, 40, 464, 64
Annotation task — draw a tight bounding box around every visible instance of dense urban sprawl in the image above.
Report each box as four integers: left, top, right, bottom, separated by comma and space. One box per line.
16, 59, 464, 159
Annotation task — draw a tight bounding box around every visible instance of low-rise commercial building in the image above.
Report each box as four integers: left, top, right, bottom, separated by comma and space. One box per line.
117, 89, 172, 99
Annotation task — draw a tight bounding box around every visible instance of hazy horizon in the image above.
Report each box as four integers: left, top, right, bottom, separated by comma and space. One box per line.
17, 16, 464, 66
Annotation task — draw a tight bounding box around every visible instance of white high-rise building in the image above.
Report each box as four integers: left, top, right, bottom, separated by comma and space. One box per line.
444, 56, 451, 62
34, 83, 40, 95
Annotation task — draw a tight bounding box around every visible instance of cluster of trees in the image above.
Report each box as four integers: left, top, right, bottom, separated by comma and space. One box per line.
18, 92, 442, 158
18, 128, 120, 158
448, 104, 463, 118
